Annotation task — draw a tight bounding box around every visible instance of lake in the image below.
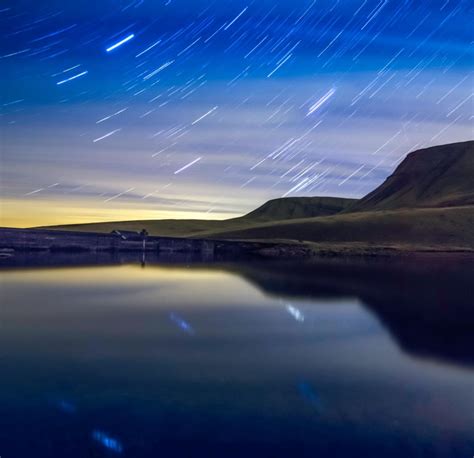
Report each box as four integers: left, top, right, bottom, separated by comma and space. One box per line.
1, 253, 473, 457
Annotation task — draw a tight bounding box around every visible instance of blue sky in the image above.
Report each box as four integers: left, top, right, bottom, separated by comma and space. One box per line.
1, 0, 472, 226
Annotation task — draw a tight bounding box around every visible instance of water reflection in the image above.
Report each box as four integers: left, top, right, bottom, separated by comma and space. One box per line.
230, 257, 474, 368
0, 252, 473, 457
169, 312, 196, 335
92, 430, 124, 454
3, 251, 474, 368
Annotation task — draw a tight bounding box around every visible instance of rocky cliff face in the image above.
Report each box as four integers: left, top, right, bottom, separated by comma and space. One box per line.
349, 140, 474, 212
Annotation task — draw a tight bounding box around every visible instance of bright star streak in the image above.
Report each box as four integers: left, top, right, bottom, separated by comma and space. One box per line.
96, 108, 128, 124
135, 39, 161, 57
244, 35, 268, 58
24, 188, 44, 196
307, 88, 336, 115
191, 106, 218, 125
267, 53, 292, 78
56, 70, 88, 85
106, 33, 135, 52
224, 7, 248, 30
371, 130, 402, 155
93, 128, 121, 143
103, 187, 135, 203
174, 157, 202, 175
339, 165, 365, 186
143, 60, 174, 80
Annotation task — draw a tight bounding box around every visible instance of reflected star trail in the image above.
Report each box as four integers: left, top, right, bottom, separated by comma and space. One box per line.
1, 0, 472, 227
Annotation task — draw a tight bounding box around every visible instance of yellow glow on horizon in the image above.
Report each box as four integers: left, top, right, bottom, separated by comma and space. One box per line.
1, 264, 266, 306
0, 197, 241, 228
1, 264, 230, 283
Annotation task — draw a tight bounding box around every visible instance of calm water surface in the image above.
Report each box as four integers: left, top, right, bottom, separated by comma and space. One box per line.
1, 256, 473, 457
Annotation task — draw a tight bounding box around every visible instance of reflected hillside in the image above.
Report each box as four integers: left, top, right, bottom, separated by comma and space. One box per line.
1, 252, 473, 369
227, 257, 474, 368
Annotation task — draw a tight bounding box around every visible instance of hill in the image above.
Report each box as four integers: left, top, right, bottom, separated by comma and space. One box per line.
199, 141, 474, 250
43, 218, 245, 238
241, 197, 355, 221
41, 140, 474, 252
199, 206, 474, 249
43, 197, 354, 236
349, 140, 474, 212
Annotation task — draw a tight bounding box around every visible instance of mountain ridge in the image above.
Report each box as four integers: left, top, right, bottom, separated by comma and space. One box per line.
38, 140, 474, 251
241, 196, 356, 221
348, 140, 474, 212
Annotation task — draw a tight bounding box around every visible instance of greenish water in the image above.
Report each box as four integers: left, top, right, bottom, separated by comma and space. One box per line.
1, 256, 473, 457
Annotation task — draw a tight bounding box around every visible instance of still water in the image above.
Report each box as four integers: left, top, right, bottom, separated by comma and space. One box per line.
1, 255, 473, 457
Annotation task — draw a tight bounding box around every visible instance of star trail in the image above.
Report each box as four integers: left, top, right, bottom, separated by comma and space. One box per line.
1, 0, 472, 227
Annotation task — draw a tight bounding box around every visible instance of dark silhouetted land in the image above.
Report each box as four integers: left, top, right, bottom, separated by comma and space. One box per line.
20, 140, 474, 255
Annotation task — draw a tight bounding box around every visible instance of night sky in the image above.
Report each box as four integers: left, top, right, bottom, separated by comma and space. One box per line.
1, 0, 472, 227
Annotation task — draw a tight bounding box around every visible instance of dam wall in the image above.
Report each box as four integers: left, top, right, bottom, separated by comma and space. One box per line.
0, 228, 217, 254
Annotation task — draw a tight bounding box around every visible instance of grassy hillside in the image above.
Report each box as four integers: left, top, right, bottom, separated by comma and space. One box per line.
42, 141, 474, 251
43, 218, 247, 238
200, 206, 474, 249
349, 140, 474, 212
242, 196, 356, 221
43, 197, 355, 236
50, 205, 474, 250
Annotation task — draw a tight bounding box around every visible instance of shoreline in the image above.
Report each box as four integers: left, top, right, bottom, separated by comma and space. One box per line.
1, 227, 473, 260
